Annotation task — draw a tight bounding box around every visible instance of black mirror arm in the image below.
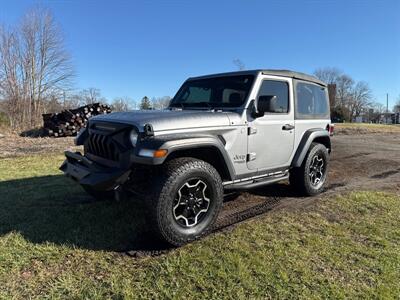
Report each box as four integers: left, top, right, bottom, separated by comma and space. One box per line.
253, 110, 264, 118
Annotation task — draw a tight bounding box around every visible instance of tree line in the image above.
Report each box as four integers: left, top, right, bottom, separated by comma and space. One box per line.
1, 9, 398, 130
0, 8, 171, 130
314, 68, 400, 122
57, 89, 171, 113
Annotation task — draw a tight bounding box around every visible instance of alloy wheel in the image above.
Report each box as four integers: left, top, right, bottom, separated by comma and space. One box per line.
172, 179, 211, 227
309, 155, 326, 186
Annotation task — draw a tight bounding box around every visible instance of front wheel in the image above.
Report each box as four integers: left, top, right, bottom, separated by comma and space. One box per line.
146, 157, 223, 246
290, 143, 329, 196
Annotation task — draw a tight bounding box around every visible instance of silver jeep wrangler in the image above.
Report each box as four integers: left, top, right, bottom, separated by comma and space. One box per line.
61, 69, 332, 246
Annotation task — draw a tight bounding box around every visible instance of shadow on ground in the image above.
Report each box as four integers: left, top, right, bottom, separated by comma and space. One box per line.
0, 175, 159, 252
0, 175, 297, 252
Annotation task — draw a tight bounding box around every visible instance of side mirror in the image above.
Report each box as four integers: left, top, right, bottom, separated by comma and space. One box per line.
255, 95, 277, 117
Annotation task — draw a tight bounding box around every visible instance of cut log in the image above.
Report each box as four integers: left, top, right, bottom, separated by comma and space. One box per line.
42, 102, 112, 137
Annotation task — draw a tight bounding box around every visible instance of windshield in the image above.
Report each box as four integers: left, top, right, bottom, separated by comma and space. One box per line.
169, 75, 254, 108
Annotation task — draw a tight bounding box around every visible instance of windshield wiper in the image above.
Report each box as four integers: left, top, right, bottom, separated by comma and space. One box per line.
170, 102, 221, 110
194, 102, 214, 109
169, 102, 185, 110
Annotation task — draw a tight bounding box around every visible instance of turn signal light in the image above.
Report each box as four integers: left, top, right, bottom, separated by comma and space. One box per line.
153, 149, 168, 158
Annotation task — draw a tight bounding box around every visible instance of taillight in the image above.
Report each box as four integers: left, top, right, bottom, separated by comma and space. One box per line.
326, 124, 334, 136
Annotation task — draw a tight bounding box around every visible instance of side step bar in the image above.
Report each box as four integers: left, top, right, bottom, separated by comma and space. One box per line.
224, 174, 289, 191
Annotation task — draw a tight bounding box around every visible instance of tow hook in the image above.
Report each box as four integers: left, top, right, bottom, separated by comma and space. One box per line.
113, 171, 131, 201
114, 185, 124, 202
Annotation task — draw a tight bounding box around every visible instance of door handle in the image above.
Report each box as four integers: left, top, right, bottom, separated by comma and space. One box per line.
282, 124, 295, 131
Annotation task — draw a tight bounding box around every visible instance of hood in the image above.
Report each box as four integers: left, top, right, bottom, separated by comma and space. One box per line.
91, 110, 240, 132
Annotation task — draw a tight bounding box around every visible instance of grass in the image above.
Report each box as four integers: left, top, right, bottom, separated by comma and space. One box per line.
334, 123, 400, 135
0, 154, 399, 299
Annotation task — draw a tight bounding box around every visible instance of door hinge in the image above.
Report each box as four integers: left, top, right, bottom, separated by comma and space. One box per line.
248, 127, 257, 135
247, 152, 257, 161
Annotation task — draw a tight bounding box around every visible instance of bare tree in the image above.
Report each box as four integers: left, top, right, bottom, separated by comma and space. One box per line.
348, 81, 372, 120
63, 92, 83, 109
63, 88, 106, 108
233, 58, 245, 71
0, 8, 74, 129
368, 102, 386, 123
373, 102, 386, 114
314, 67, 373, 122
130, 99, 139, 110
335, 74, 354, 110
79, 88, 105, 105
111, 97, 132, 112
314, 67, 342, 84
152, 96, 171, 110
21, 8, 74, 124
0, 26, 24, 128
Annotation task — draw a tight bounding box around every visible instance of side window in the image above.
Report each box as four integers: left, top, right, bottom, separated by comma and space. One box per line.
258, 80, 289, 113
296, 82, 329, 119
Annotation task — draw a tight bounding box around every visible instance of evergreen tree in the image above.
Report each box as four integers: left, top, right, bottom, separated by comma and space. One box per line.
140, 96, 152, 110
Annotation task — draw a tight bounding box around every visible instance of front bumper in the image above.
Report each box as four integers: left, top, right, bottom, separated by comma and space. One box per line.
60, 151, 131, 191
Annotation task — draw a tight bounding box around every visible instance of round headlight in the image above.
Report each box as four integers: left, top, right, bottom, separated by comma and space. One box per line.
129, 129, 138, 146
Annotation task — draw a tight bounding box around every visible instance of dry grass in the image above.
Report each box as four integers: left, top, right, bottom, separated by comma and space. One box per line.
0, 131, 80, 158
334, 123, 400, 135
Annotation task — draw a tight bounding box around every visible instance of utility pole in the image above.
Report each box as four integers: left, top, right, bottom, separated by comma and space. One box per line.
386, 93, 389, 124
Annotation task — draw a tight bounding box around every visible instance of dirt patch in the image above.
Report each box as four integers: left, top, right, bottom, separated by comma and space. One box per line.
0, 132, 81, 158
340, 152, 372, 160
327, 182, 347, 189
370, 168, 400, 179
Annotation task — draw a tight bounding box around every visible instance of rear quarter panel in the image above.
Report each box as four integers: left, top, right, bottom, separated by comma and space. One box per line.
293, 119, 331, 152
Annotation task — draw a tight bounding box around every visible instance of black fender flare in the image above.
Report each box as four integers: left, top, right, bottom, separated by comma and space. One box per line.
132, 134, 236, 180
291, 129, 331, 168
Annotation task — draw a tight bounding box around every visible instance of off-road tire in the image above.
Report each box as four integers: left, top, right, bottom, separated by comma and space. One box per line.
145, 157, 223, 246
290, 143, 329, 196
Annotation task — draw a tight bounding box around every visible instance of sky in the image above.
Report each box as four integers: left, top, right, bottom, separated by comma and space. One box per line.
1, 0, 399, 108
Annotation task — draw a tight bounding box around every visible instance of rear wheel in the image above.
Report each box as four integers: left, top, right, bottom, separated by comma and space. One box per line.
290, 143, 329, 196
146, 157, 223, 246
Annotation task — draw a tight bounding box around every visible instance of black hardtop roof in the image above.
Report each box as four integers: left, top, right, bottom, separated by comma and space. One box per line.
188, 69, 327, 87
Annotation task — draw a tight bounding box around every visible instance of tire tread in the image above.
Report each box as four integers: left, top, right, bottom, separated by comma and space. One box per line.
145, 157, 223, 246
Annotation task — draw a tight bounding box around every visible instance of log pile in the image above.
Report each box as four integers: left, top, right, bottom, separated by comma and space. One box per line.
42, 103, 112, 137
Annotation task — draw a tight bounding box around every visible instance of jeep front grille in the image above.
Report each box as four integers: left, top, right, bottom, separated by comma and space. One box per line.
86, 133, 119, 161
